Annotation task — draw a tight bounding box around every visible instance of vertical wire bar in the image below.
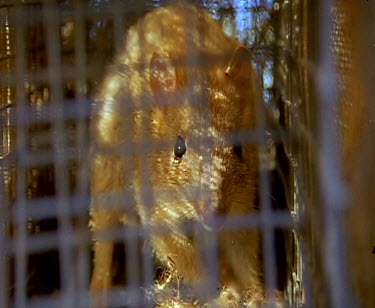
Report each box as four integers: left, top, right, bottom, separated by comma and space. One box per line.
124, 226, 140, 306
73, 3, 89, 307
254, 2, 277, 304
122, 89, 142, 304
43, 2, 75, 307
111, 3, 143, 306
13, 4, 28, 308
112, 2, 124, 57
137, 9, 154, 307
194, 10, 219, 299
257, 110, 277, 306
110, 2, 142, 306
139, 75, 155, 306
316, 1, 353, 307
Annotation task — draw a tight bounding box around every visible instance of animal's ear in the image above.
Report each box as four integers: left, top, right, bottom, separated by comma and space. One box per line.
150, 51, 177, 96
225, 46, 252, 81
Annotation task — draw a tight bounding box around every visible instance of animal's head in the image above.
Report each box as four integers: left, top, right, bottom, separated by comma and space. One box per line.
136, 47, 259, 232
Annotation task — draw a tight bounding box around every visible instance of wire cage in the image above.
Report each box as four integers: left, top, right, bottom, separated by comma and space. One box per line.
0, 0, 374, 307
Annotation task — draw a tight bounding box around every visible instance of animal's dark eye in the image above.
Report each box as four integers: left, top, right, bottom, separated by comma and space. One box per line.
233, 144, 243, 159
174, 136, 186, 158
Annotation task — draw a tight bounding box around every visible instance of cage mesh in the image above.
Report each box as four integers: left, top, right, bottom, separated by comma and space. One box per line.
0, 0, 374, 307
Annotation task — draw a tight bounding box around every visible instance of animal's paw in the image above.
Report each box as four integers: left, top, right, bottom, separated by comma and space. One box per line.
242, 289, 285, 308
156, 298, 199, 307
204, 286, 241, 307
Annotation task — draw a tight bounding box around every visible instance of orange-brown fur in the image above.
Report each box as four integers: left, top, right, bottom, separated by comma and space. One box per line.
337, 2, 375, 307
90, 3, 270, 306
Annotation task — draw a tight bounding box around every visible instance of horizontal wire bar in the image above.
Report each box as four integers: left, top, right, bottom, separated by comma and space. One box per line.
7, 210, 294, 255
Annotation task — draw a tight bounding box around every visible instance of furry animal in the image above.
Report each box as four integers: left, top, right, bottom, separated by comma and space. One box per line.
89, 3, 281, 307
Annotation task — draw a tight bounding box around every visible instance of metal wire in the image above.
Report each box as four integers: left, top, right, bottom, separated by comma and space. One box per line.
2, 0, 361, 307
